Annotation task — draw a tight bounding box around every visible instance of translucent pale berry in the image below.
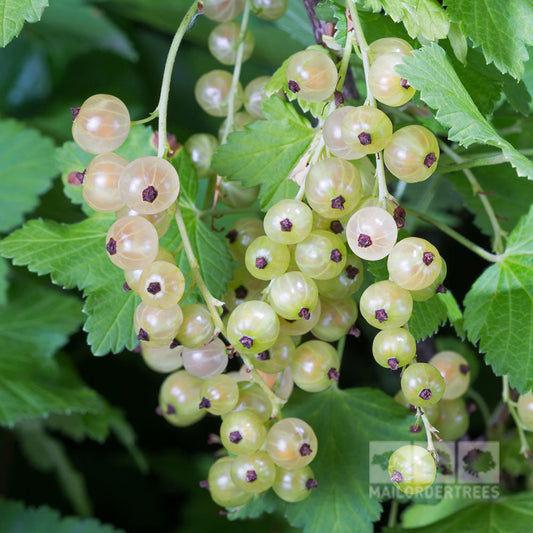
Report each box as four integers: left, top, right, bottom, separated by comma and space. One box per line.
251, 0, 287, 20
435, 398, 469, 441
291, 340, 340, 392
83, 152, 127, 212
267, 417, 318, 469
311, 294, 357, 342
229, 382, 273, 423
368, 53, 415, 107
323, 106, 360, 160
384, 125, 440, 183
208, 456, 252, 507
346, 206, 398, 261
278, 298, 322, 336
312, 209, 352, 243
273, 465, 317, 502
359, 280, 413, 329
203, 0, 245, 22
401, 362, 446, 407
138, 261, 185, 309
199, 374, 239, 416
253, 334, 295, 374
134, 303, 183, 347
268, 271, 318, 321
244, 76, 270, 118
294, 230, 347, 280
72, 94, 130, 154
388, 445, 436, 495
263, 199, 313, 245
115, 206, 173, 239
182, 337, 228, 379
394, 390, 440, 426
372, 327, 416, 370
411, 258, 447, 302
368, 38, 413, 63
314, 254, 364, 298
208, 21, 254, 65
430, 351, 471, 400
141, 343, 183, 373
106, 215, 159, 271
176, 303, 215, 348
184, 133, 219, 178
226, 300, 280, 355
220, 410, 266, 455
341, 106, 393, 157
518, 392, 533, 431
123, 246, 174, 294
225, 217, 264, 263
195, 70, 243, 117
286, 49, 337, 102
305, 157, 362, 219
245, 236, 290, 281
159, 370, 206, 427
118, 156, 180, 215
223, 266, 268, 313
230, 451, 276, 493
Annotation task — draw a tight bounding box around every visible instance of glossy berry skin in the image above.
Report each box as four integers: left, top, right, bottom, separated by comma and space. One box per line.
141, 343, 183, 373
411, 259, 447, 302
368, 53, 415, 107
311, 295, 358, 342
394, 389, 440, 426
184, 133, 218, 178
226, 217, 264, 263
182, 337, 228, 379
267, 417, 318, 469
176, 303, 215, 349
346, 206, 398, 261
208, 22, 254, 65
273, 465, 316, 502
245, 236, 290, 280
139, 261, 185, 309
226, 300, 280, 355
286, 49, 337, 102
359, 280, 413, 329
118, 156, 180, 215
388, 445, 436, 495
124, 246, 174, 294
268, 271, 319, 321
199, 374, 239, 416
312, 211, 351, 243
244, 76, 270, 118
159, 370, 206, 427
435, 398, 469, 441
195, 70, 243, 117
314, 254, 364, 298
253, 334, 295, 374
295, 230, 347, 280
372, 327, 416, 370
278, 298, 322, 336
341, 106, 393, 157
305, 157, 362, 219
223, 266, 268, 313
384, 126, 440, 183
251, 0, 288, 20
230, 382, 273, 423
106, 215, 159, 271
517, 392, 533, 431
230, 451, 276, 493
430, 351, 471, 400
116, 206, 173, 239
263, 199, 313, 245
323, 106, 360, 159
388, 237, 442, 291
291, 340, 340, 392
220, 410, 267, 455
368, 38, 413, 63
401, 362, 446, 407
203, 0, 245, 22
72, 94, 130, 154
219, 179, 260, 208
83, 152, 127, 212
208, 457, 252, 508
134, 303, 183, 347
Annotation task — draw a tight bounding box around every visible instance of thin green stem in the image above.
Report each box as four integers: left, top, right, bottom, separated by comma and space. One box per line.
438, 149, 533, 173
337, 335, 346, 359
503, 376, 531, 457
439, 143, 506, 254
388, 499, 399, 529
405, 207, 504, 263
418, 408, 440, 461
130, 109, 159, 126
466, 388, 491, 428
335, 29, 354, 93
345, 0, 388, 204
156, 2, 199, 158
199, 206, 262, 218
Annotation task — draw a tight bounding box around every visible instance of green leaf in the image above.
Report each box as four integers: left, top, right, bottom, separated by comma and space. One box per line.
212, 97, 314, 209
386, 491, 533, 532
0, 282, 82, 358
172, 147, 198, 202
0, 119, 57, 232
397, 43, 533, 180
0, 498, 123, 532
0, 0, 48, 47
464, 205, 533, 393
56, 125, 155, 214
447, 21, 467, 65
0, 256, 7, 305
232, 387, 416, 533
0, 215, 139, 355
444, 0, 533, 80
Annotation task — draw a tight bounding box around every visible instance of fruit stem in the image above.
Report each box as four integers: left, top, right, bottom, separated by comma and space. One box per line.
130, 109, 159, 126
294, 130, 324, 201
404, 206, 504, 263
199, 206, 262, 218
345, 0, 388, 205
418, 407, 440, 462
335, 29, 354, 93
439, 142, 506, 255
387, 499, 399, 528
466, 388, 491, 428
156, 1, 199, 158
503, 375, 532, 457
438, 148, 533, 173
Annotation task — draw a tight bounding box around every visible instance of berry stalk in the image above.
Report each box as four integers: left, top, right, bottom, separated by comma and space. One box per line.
503, 375, 532, 457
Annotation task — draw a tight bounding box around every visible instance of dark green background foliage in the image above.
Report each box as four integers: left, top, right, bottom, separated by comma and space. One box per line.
0, 0, 532, 531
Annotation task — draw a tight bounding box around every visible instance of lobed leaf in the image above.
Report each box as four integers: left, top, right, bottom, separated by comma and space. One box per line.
0, 0, 48, 47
